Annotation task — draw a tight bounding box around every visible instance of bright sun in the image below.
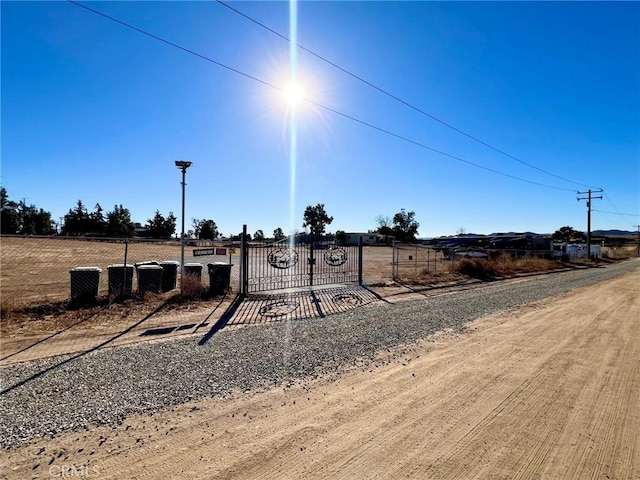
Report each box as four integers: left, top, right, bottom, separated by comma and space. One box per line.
283, 82, 305, 108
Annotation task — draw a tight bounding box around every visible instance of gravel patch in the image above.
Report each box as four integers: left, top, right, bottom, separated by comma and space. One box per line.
1, 260, 637, 448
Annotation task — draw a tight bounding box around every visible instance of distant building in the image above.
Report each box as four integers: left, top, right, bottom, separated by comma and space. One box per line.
344, 233, 387, 245
431, 232, 554, 258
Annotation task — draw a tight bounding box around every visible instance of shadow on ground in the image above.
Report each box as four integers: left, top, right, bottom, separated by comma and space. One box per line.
198, 285, 386, 345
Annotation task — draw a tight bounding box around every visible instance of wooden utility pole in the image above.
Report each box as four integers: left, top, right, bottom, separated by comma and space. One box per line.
577, 189, 603, 259
634, 225, 640, 257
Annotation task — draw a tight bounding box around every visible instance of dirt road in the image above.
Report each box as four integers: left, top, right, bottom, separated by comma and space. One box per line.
2, 269, 639, 479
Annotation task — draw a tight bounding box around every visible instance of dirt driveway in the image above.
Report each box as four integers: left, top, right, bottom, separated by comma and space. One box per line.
2, 268, 638, 479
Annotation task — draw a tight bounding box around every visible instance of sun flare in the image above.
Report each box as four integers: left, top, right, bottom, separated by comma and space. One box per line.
283, 82, 305, 108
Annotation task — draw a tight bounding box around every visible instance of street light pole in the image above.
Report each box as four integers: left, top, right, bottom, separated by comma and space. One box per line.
175, 161, 193, 293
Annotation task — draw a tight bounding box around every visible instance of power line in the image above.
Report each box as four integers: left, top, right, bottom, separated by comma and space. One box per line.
305, 99, 576, 191
592, 209, 640, 217
68, 0, 577, 192
215, 0, 598, 190
603, 192, 624, 214
67, 0, 275, 91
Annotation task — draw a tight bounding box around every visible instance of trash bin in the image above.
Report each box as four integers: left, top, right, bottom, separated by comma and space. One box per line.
183, 263, 203, 282
207, 263, 233, 295
108, 264, 134, 296
70, 267, 102, 303
160, 261, 180, 292
134, 260, 160, 269
137, 264, 163, 295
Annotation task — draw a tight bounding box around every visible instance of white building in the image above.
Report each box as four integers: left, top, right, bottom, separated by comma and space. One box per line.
344, 233, 387, 245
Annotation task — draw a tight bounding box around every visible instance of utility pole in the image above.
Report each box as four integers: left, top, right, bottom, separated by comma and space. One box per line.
634, 225, 640, 257
577, 189, 602, 260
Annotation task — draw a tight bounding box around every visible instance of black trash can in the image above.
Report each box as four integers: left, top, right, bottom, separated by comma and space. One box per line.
207, 262, 233, 295
70, 267, 101, 303
160, 261, 180, 292
107, 264, 134, 296
137, 264, 163, 295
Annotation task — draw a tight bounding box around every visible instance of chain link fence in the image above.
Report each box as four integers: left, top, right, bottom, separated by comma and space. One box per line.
1, 236, 239, 308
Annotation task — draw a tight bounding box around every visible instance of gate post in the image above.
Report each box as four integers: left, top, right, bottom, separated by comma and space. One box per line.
392, 239, 397, 280
309, 240, 315, 287
358, 238, 363, 286
240, 224, 248, 295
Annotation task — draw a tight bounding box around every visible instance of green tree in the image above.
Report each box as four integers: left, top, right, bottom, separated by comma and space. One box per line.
1, 189, 55, 235
146, 210, 177, 239
105, 205, 135, 237
254, 229, 265, 242
392, 208, 419, 243
1, 188, 21, 234
335, 230, 346, 245
191, 218, 203, 239
374, 214, 394, 240
200, 220, 219, 240
62, 200, 90, 235
21, 203, 55, 235
552, 226, 585, 243
273, 227, 285, 241
88, 203, 106, 235
302, 203, 334, 239
192, 219, 218, 240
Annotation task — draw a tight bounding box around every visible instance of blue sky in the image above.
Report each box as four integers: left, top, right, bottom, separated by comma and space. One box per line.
2, 1, 639, 238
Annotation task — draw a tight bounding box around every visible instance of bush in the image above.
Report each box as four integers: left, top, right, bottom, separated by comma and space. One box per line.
180, 273, 206, 299
455, 258, 498, 279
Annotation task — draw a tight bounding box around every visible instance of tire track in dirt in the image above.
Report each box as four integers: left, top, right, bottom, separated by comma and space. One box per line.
2, 269, 638, 480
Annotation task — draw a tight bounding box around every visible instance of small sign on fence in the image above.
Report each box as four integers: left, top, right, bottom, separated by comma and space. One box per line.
193, 247, 229, 257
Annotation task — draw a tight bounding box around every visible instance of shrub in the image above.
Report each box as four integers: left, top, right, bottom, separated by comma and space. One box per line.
454, 258, 498, 279
180, 273, 205, 299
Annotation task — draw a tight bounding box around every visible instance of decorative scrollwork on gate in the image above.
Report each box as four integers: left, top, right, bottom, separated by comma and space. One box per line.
324, 247, 348, 266
267, 247, 299, 270
259, 300, 299, 317
332, 292, 362, 306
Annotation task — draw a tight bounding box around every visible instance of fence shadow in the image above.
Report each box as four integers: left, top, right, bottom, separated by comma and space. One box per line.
0, 309, 105, 363
361, 285, 392, 304
192, 294, 230, 335
197, 294, 245, 346
1, 301, 168, 396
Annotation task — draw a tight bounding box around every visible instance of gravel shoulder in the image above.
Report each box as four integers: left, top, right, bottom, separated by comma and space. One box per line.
1, 259, 639, 479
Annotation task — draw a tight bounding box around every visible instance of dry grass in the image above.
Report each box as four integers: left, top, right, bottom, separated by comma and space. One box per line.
602, 245, 638, 260
179, 273, 207, 299
0, 236, 234, 323
1, 236, 194, 308
453, 254, 561, 280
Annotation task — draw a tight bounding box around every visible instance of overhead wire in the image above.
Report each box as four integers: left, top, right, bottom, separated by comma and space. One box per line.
603, 192, 624, 215
592, 210, 640, 217
215, 0, 598, 190
67, 0, 578, 192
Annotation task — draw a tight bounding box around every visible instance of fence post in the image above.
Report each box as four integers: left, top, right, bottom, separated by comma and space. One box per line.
240, 224, 248, 295
309, 240, 315, 287
122, 239, 129, 296
392, 239, 396, 280
358, 238, 363, 286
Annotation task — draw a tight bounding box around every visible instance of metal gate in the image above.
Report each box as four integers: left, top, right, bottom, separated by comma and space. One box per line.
240, 236, 362, 294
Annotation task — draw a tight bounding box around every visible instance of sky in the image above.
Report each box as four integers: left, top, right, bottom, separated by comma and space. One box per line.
2, 1, 639, 238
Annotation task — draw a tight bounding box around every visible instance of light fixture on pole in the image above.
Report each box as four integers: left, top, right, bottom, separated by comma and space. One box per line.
175, 160, 193, 293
